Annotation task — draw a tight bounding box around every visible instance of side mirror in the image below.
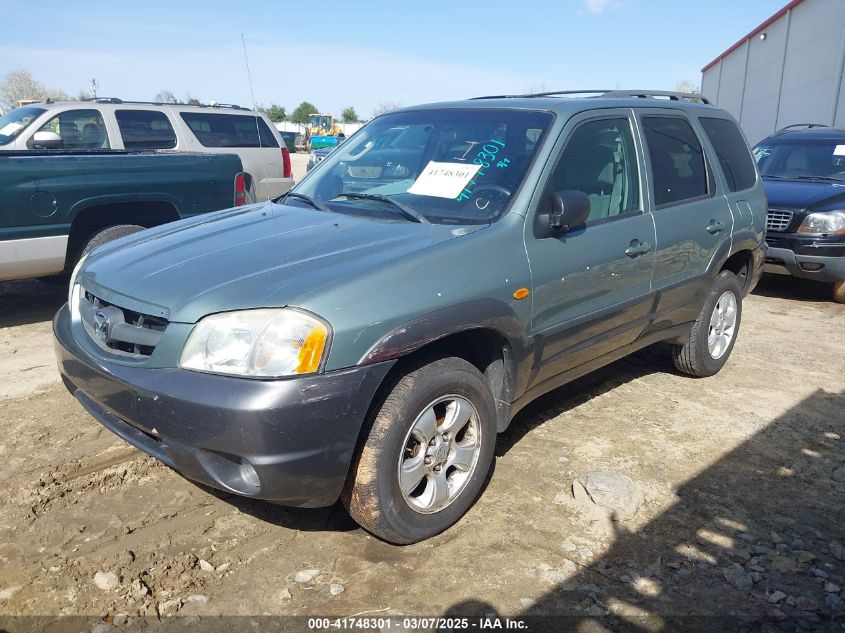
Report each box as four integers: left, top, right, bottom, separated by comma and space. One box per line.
30, 130, 63, 149
535, 190, 591, 238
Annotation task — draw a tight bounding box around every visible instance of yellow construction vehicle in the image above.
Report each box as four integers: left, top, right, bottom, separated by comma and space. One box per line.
307, 113, 343, 150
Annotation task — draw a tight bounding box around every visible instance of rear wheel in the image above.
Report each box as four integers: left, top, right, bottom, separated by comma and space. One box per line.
343, 357, 496, 544
671, 270, 743, 377
834, 280, 845, 304
79, 224, 145, 259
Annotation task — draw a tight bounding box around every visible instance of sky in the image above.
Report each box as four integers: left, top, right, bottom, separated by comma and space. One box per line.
1, 0, 787, 118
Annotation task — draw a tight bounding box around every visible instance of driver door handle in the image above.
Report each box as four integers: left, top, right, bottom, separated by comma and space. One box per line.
707, 220, 727, 234
625, 239, 652, 258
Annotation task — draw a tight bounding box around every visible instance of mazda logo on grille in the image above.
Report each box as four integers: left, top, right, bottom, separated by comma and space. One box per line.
94, 310, 110, 341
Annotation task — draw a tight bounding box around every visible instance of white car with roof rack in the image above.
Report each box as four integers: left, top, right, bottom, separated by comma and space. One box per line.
0, 98, 294, 200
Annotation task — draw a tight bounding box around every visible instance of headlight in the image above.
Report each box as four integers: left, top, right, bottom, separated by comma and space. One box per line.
68, 252, 89, 305
798, 211, 845, 235
310, 152, 318, 163
179, 308, 329, 378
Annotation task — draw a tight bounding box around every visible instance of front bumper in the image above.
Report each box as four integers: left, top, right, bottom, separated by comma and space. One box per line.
764, 246, 845, 283
53, 304, 394, 507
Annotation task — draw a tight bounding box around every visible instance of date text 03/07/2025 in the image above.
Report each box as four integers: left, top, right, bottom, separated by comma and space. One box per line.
307, 616, 529, 629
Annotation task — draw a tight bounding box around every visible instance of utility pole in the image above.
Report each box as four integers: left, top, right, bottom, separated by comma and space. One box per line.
91, 78, 98, 99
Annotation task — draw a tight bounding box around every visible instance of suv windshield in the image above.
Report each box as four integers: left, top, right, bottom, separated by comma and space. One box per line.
0, 106, 46, 145
754, 137, 845, 181
293, 109, 553, 224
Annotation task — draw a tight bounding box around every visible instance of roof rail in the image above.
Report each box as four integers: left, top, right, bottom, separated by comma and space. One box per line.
774, 123, 830, 135
601, 90, 711, 104
79, 97, 249, 110
471, 89, 711, 104
471, 90, 612, 100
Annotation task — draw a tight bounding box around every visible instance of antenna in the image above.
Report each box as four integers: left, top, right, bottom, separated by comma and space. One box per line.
241, 33, 257, 111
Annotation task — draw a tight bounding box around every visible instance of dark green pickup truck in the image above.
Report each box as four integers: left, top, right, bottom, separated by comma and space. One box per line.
0, 150, 246, 282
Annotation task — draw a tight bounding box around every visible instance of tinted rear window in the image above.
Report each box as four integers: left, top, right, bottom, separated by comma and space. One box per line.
179, 112, 279, 148
115, 110, 177, 149
642, 116, 709, 207
699, 117, 756, 192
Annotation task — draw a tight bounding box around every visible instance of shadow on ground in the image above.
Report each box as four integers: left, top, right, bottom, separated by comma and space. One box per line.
0, 279, 67, 328
445, 388, 845, 632
753, 273, 834, 304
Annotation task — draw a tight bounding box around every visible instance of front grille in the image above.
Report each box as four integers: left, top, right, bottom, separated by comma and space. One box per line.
79, 290, 168, 357
765, 235, 784, 248
766, 208, 793, 232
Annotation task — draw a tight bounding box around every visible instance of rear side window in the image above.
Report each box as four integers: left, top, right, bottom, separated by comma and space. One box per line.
642, 116, 708, 207
179, 112, 279, 148
699, 117, 756, 192
115, 110, 177, 149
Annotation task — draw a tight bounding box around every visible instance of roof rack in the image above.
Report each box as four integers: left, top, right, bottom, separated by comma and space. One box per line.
471, 89, 711, 104
80, 97, 249, 110
774, 123, 830, 135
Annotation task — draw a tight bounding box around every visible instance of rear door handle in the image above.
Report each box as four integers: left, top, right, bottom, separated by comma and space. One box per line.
625, 240, 652, 258
706, 220, 727, 234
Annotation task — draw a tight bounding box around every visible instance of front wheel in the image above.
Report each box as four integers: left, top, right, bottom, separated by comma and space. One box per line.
343, 357, 497, 544
834, 280, 845, 304
671, 270, 743, 377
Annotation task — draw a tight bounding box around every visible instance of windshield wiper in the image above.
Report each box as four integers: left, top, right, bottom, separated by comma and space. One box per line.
335, 192, 430, 224
281, 191, 331, 212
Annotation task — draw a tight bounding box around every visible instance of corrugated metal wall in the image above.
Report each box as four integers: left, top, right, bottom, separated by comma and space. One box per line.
702, 0, 845, 143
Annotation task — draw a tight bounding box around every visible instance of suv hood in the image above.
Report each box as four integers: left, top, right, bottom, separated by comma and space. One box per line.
79, 201, 476, 323
762, 178, 845, 211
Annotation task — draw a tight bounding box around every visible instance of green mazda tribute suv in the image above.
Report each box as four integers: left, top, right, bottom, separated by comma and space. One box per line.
54, 90, 766, 544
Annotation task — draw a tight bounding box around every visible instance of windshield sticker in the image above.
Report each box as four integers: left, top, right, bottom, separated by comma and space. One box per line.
408, 161, 482, 199
834, 145, 845, 156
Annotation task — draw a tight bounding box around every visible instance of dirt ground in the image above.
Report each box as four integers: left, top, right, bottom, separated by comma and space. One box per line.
1, 171, 844, 630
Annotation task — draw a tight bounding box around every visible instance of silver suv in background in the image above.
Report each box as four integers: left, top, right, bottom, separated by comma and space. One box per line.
0, 99, 294, 200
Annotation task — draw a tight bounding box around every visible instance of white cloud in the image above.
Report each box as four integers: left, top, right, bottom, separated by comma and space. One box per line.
584, 0, 613, 14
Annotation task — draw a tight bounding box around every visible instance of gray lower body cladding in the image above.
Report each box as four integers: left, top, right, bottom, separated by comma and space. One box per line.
764, 245, 845, 283
53, 304, 394, 507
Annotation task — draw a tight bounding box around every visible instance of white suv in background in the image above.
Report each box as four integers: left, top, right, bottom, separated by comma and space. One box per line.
0, 99, 294, 200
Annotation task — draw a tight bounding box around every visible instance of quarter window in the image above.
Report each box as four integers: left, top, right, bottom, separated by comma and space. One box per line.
180, 112, 279, 148
550, 117, 640, 222
35, 109, 110, 150
699, 117, 756, 192
642, 116, 708, 207
115, 110, 177, 149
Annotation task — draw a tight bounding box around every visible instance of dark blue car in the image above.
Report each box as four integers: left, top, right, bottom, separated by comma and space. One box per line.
754, 125, 845, 303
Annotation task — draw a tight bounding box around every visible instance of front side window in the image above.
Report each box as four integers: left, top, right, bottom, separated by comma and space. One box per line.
754, 138, 845, 181
699, 117, 757, 192
549, 117, 640, 222
642, 116, 708, 207
293, 108, 554, 225
116, 110, 177, 149
180, 112, 278, 148
35, 109, 110, 149
0, 106, 45, 145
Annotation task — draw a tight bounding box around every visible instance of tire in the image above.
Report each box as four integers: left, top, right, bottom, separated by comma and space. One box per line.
671, 270, 743, 378
834, 280, 845, 304
343, 357, 497, 544
79, 224, 145, 259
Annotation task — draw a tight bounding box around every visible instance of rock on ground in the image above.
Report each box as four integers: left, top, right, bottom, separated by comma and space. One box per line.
93, 572, 119, 592
294, 569, 321, 584
572, 471, 643, 519
724, 564, 753, 591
